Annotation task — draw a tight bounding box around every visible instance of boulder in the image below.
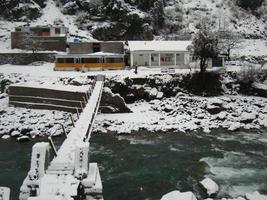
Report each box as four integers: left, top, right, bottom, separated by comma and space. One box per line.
157, 92, 164, 99
11, 130, 20, 137
163, 105, 173, 113
147, 87, 158, 100
100, 87, 131, 113
1, 135, 10, 140
228, 122, 241, 131
17, 135, 30, 142
161, 191, 197, 200
199, 177, 219, 198
206, 104, 225, 115
240, 112, 257, 123
206, 98, 225, 115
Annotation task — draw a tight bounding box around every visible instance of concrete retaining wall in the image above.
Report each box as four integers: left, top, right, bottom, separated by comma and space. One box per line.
9, 85, 89, 113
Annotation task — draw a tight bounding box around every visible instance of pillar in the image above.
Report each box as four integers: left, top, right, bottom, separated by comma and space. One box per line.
130, 53, 134, 67
158, 53, 161, 67
148, 53, 152, 67
174, 53, 177, 67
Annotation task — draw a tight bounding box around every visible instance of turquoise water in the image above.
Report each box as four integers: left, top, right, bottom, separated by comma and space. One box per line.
0, 130, 267, 200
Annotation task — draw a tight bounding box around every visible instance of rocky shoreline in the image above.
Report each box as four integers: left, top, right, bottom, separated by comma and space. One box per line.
1, 70, 267, 138
95, 93, 267, 134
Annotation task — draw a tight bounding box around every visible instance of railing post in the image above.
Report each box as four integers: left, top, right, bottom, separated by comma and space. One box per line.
83, 96, 87, 104
60, 123, 68, 138
76, 107, 80, 119
80, 101, 84, 111
48, 136, 57, 157
69, 114, 75, 127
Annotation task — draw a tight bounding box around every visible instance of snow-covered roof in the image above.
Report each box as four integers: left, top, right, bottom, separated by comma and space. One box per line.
56, 52, 124, 58
128, 41, 192, 52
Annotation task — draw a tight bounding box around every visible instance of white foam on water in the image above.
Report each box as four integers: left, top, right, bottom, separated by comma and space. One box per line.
201, 150, 267, 198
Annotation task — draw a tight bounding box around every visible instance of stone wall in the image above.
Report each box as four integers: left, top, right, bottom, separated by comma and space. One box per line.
0, 53, 56, 65
69, 42, 124, 54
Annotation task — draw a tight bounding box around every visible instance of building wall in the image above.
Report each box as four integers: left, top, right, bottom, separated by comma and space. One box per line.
11, 32, 67, 51
130, 51, 190, 68
69, 42, 124, 54
132, 53, 150, 66
101, 42, 124, 54
69, 43, 94, 54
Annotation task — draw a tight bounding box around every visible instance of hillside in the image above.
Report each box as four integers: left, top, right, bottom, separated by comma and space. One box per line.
0, 0, 266, 44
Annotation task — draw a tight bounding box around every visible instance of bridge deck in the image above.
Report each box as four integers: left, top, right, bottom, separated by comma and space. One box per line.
52, 80, 103, 165
20, 79, 104, 200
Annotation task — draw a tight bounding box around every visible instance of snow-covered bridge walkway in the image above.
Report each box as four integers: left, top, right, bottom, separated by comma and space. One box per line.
19, 76, 105, 200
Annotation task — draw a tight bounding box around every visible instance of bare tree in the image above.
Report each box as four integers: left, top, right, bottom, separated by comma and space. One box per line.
190, 23, 219, 73
218, 31, 243, 61
17, 33, 43, 54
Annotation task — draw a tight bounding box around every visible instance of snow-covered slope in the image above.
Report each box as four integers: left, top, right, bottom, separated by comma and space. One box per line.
0, 0, 266, 50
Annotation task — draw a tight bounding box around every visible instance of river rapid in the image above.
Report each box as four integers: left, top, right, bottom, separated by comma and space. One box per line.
0, 130, 267, 200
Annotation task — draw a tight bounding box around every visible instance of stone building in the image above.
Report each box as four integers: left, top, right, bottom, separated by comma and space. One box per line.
11, 25, 68, 52
68, 42, 124, 54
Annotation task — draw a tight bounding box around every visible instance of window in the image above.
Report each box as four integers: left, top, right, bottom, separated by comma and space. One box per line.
55, 28, 61, 35
82, 58, 100, 63
151, 54, 159, 66
106, 57, 123, 63
57, 58, 65, 63
93, 43, 101, 53
160, 53, 174, 66
65, 58, 74, 63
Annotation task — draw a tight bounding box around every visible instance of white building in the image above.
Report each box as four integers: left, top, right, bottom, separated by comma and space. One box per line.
128, 41, 192, 68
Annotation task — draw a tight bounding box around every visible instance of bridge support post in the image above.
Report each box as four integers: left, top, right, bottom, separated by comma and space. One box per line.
19, 143, 50, 200
74, 142, 90, 179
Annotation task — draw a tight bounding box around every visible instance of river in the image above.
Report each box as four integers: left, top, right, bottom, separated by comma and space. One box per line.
0, 130, 267, 200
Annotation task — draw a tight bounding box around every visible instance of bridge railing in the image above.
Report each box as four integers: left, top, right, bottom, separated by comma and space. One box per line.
19, 75, 105, 200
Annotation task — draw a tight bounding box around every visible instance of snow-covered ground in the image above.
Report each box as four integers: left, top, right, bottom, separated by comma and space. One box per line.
0, 94, 73, 140
1, 62, 267, 139
94, 95, 267, 134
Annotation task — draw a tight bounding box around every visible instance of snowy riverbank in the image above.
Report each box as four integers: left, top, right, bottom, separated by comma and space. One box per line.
0, 63, 267, 138
94, 94, 267, 134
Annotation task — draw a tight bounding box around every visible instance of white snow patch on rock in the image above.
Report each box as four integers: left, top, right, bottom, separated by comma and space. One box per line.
200, 177, 219, 196
1, 135, 10, 139
161, 191, 197, 200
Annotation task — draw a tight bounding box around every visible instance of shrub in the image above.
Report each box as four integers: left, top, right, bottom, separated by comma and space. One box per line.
237, 64, 267, 94
183, 72, 222, 96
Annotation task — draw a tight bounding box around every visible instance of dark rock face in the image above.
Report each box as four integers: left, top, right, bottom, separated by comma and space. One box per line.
62, 1, 79, 15
100, 87, 131, 113
206, 106, 225, 115
0, 0, 42, 20
0, 79, 13, 93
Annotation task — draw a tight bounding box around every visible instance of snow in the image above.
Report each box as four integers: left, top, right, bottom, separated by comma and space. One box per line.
1, 135, 10, 139
128, 41, 192, 52
95, 95, 267, 134
11, 83, 89, 93
0, 187, 11, 200
253, 82, 267, 91
232, 40, 267, 57
161, 191, 197, 200
200, 177, 219, 196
